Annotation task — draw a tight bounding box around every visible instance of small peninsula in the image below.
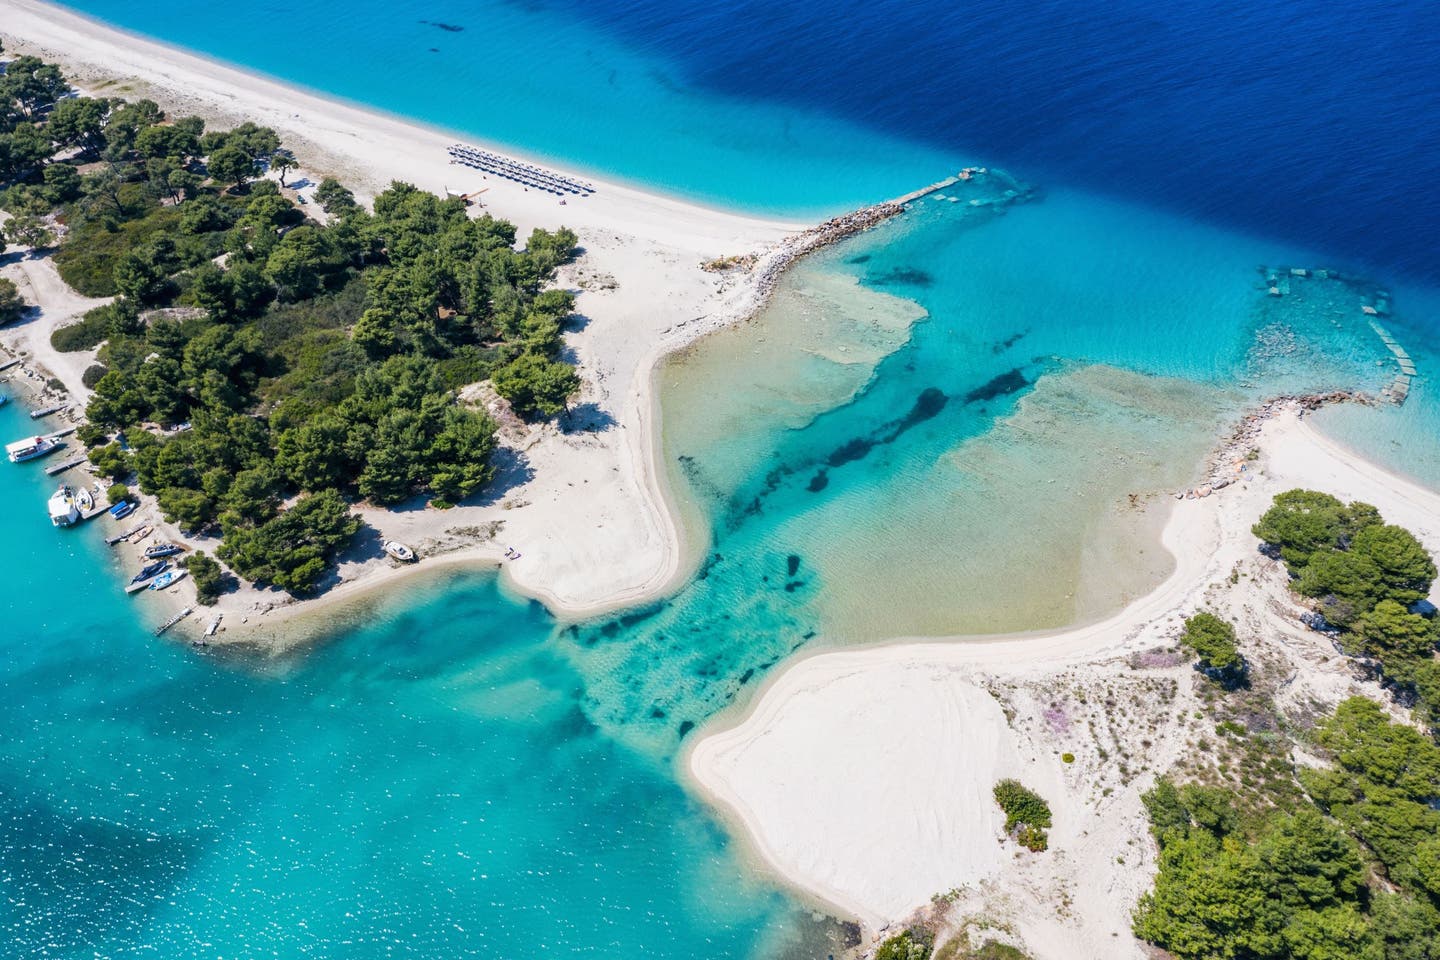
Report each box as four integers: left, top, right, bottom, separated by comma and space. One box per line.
4, 4, 1440, 960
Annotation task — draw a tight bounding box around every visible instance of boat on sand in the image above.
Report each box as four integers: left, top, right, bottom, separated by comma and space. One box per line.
383, 540, 417, 562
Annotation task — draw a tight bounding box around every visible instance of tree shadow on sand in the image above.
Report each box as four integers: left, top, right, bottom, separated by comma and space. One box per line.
560, 402, 616, 434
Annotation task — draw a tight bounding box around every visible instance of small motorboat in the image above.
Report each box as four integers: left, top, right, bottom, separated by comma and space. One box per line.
130, 525, 153, 542
48, 485, 78, 527
110, 500, 136, 520
144, 542, 183, 559
75, 486, 94, 512
148, 570, 186, 591
131, 560, 170, 584
383, 540, 416, 562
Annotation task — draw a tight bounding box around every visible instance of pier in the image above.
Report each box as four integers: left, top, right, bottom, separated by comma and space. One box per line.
446, 144, 595, 197
1370, 320, 1416, 405
45, 455, 86, 476
154, 607, 193, 636
894, 176, 960, 205
0, 358, 20, 373
1260, 265, 1420, 406
30, 404, 67, 419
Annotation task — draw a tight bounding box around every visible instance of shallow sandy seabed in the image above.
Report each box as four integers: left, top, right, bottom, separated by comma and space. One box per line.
690, 409, 1440, 957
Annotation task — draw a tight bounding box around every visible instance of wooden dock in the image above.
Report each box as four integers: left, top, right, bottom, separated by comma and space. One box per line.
155, 606, 193, 636
30, 404, 67, 419
45, 455, 86, 476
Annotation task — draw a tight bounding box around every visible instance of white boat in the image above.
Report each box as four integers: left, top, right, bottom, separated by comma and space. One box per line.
383, 540, 416, 562
7, 434, 62, 463
47, 485, 79, 527
75, 486, 94, 513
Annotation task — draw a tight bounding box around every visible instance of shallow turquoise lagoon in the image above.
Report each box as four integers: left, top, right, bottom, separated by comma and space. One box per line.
5, 172, 1437, 954
10, 2, 1440, 950
7, 170, 1437, 955
0, 400, 844, 957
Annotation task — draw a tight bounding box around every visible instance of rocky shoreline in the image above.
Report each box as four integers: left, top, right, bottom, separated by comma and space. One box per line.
1179, 390, 1371, 500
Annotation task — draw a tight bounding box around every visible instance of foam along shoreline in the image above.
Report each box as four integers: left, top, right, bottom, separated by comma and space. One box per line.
687, 406, 1440, 955
0, 0, 810, 638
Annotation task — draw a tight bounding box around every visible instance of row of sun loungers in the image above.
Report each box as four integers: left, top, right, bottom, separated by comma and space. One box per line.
447, 144, 595, 196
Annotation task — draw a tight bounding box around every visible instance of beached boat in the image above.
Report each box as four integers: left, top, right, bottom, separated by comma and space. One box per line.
7, 434, 62, 463
143, 542, 183, 559
132, 559, 170, 584
110, 500, 137, 520
148, 570, 186, 591
383, 540, 417, 562
47, 485, 79, 527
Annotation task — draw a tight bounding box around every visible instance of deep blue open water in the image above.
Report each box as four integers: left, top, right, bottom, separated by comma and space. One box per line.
6, 1, 1439, 956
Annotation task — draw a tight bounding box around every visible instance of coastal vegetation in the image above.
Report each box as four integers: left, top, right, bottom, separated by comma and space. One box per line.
991, 779, 1052, 852
1179, 611, 1247, 685
875, 928, 935, 960
0, 276, 26, 325
1253, 489, 1440, 728
182, 550, 227, 604
1135, 696, 1440, 959
0, 53, 582, 593
1134, 494, 1440, 958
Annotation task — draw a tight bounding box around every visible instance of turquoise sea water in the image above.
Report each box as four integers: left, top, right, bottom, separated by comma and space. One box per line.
9, 1, 1440, 955
0, 398, 838, 958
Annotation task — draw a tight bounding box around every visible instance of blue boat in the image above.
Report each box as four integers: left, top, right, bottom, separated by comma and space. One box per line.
148, 570, 185, 591
109, 500, 136, 520
131, 560, 170, 584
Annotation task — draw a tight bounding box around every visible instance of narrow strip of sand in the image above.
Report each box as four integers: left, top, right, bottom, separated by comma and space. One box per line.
0, 0, 818, 638
688, 407, 1440, 953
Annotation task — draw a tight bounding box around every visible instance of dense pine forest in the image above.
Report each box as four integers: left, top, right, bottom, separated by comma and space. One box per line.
2, 47, 580, 593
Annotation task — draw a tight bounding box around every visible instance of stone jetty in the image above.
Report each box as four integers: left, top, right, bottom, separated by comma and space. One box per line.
1175, 391, 1368, 500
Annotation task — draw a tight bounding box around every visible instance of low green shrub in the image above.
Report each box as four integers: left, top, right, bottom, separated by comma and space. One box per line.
993, 779, 1052, 851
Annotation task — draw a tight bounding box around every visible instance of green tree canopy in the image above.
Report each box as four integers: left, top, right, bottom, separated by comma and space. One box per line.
1180, 612, 1242, 671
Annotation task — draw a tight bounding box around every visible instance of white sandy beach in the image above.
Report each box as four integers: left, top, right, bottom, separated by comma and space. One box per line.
7, 9, 1438, 957
0, 0, 827, 637
690, 408, 1440, 957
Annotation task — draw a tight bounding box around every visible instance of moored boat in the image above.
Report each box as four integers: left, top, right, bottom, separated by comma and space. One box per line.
75, 486, 94, 513
7, 434, 63, 463
47, 485, 79, 527
383, 540, 417, 562
148, 570, 187, 591
132, 559, 170, 584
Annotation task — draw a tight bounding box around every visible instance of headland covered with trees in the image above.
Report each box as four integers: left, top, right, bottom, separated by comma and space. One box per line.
1131, 489, 1440, 960
1, 44, 581, 595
